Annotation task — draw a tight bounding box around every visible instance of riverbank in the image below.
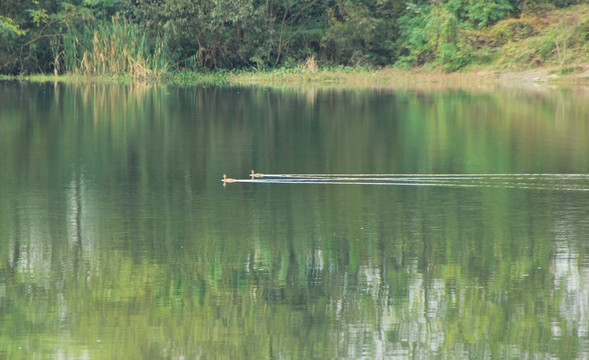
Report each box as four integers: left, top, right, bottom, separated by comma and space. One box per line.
3, 2, 589, 88
227, 65, 589, 89
3, 64, 589, 89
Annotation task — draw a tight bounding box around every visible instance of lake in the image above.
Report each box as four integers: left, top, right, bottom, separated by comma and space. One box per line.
1, 81, 589, 359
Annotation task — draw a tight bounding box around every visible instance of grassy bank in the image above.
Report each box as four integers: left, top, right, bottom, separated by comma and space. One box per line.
229, 65, 589, 88
4, 64, 589, 90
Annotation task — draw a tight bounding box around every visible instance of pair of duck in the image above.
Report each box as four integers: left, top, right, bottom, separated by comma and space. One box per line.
222, 170, 263, 184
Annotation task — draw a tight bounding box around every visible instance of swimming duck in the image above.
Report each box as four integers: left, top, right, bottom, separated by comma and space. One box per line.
222, 174, 236, 184
251, 170, 263, 179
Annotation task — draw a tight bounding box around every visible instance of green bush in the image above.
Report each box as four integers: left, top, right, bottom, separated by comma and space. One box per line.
530, 37, 558, 61
467, 0, 514, 28
490, 19, 539, 46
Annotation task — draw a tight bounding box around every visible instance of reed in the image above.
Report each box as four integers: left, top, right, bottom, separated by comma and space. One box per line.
60, 15, 169, 79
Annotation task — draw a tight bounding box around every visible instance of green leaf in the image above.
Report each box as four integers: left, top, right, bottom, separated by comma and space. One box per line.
27, 8, 49, 27
0, 16, 27, 38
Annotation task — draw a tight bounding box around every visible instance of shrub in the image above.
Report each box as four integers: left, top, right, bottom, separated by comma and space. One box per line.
490, 18, 539, 46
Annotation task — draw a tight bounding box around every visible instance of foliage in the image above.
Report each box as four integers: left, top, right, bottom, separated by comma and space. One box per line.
466, 0, 515, 28
0, 0, 588, 75
0, 16, 27, 38
321, 0, 404, 66
396, 3, 471, 70
490, 18, 539, 46
489, 4, 589, 69
395, 3, 432, 68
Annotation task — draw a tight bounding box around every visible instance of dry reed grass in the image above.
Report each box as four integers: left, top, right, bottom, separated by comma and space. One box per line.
65, 15, 168, 79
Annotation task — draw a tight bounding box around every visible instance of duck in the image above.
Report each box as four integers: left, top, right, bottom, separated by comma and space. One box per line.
222, 174, 236, 184
251, 170, 263, 179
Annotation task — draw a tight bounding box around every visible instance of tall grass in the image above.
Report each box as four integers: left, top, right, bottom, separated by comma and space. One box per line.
60, 15, 169, 79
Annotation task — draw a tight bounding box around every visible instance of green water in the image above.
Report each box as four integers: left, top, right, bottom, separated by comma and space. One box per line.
1, 82, 589, 359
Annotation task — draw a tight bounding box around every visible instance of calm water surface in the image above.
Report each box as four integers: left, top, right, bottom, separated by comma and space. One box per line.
1, 82, 589, 359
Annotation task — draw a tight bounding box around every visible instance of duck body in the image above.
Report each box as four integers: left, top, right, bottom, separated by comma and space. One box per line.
223, 174, 236, 183
251, 170, 263, 179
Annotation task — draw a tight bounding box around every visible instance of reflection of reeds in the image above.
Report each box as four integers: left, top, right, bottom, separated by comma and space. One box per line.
62, 15, 169, 79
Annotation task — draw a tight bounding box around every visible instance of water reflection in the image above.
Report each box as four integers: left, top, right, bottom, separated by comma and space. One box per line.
0, 82, 588, 358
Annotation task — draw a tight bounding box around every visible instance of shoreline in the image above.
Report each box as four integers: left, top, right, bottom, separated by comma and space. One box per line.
2, 65, 589, 89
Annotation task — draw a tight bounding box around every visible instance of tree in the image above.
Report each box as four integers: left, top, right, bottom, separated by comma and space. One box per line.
465, 0, 514, 28
321, 0, 404, 66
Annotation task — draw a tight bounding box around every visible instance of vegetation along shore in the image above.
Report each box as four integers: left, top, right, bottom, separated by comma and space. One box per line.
1, 0, 589, 86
